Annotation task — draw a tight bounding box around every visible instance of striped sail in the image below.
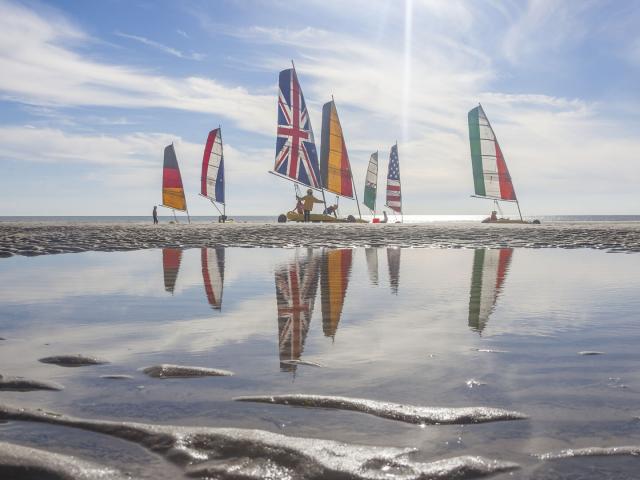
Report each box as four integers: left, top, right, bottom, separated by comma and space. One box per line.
363, 152, 378, 212
387, 247, 401, 294
468, 105, 516, 201
201, 247, 224, 310
468, 248, 513, 333
276, 250, 321, 372
385, 144, 402, 213
320, 100, 354, 198
201, 128, 224, 205
162, 144, 187, 211
365, 247, 378, 285
273, 68, 321, 189
321, 249, 353, 338
162, 248, 182, 294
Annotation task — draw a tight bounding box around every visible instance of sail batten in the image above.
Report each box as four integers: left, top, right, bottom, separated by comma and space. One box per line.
468, 105, 516, 201
363, 152, 378, 212
201, 128, 225, 205
273, 68, 321, 188
320, 100, 354, 199
162, 144, 187, 211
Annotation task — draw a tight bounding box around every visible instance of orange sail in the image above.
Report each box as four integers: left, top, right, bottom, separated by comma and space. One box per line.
321, 249, 353, 337
320, 100, 354, 198
162, 144, 187, 211
162, 248, 182, 294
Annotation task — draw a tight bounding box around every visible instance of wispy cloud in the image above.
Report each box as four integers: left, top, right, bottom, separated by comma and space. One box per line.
115, 31, 204, 61
176, 29, 190, 39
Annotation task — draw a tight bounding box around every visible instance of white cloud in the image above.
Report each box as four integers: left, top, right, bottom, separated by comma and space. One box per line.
115, 31, 205, 61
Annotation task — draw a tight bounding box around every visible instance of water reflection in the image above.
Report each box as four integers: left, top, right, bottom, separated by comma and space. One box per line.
467, 248, 513, 333
321, 249, 354, 339
201, 247, 225, 310
275, 249, 321, 372
162, 248, 182, 294
387, 247, 401, 294
365, 248, 378, 285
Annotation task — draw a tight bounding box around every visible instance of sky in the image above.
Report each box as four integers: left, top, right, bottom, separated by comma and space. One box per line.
0, 0, 638, 216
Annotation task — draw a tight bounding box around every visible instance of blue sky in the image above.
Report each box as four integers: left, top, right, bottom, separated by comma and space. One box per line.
0, 0, 638, 216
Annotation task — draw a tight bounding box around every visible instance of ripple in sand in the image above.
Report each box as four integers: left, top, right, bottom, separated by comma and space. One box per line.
142, 364, 233, 378
0, 441, 126, 480
0, 375, 63, 392
0, 404, 519, 480
536, 446, 640, 460
233, 394, 527, 425
39, 354, 109, 367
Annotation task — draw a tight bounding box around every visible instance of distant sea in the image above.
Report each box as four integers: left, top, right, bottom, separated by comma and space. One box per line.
1, 215, 639, 224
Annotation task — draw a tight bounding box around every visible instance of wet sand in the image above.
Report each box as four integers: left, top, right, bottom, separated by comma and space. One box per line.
1, 221, 640, 257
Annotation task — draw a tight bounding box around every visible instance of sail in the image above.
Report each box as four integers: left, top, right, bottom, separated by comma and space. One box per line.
201, 247, 225, 309
385, 144, 402, 213
201, 128, 224, 205
162, 248, 182, 293
320, 100, 354, 198
468, 248, 513, 333
321, 248, 353, 338
273, 68, 321, 189
468, 105, 517, 201
365, 247, 378, 285
363, 152, 378, 212
387, 247, 401, 294
162, 144, 187, 211
276, 250, 321, 372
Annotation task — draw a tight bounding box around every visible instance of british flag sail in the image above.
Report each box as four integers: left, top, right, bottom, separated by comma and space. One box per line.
200, 128, 225, 209
276, 250, 321, 373
271, 67, 321, 189
385, 144, 402, 213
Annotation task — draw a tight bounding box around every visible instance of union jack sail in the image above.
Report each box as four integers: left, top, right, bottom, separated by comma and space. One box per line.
276, 250, 321, 372
385, 144, 402, 213
273, 68, 321, 189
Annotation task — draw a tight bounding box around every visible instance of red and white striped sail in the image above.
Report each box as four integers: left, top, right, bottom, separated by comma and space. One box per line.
385, 144, 402, 213
201, 128, 225, 205
201, 247, 224, 309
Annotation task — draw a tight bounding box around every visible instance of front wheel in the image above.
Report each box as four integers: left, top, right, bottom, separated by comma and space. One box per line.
346, 215, 356, 223
277, 214, 287, 223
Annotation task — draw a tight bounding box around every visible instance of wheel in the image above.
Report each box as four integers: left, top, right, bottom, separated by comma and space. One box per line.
346, 215, 356, 223
532, 219, 541, 224
277, 214, 287, 223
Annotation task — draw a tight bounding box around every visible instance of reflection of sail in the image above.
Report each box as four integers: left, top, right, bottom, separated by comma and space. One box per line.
387, 247, 401, 294
365, 248, 378, 285
321, 249, 353, 338
162, 248, 182, 293
276, 250, 320, 372
468, 248, 513, 333
201, 247, 225, 310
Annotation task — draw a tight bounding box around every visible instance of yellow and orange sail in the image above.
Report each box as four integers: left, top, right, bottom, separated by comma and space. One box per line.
321, 249, 353, 337
162, 144, 187, 211
320, 100, 354, 198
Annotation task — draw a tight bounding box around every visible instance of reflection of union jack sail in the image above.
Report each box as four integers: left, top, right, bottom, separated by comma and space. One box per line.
276, 250, 321, 373
321, 249, 353, 338
200, 128, 226, 217
201, 247, 225, 310
162, 248, 182, 294
468, 249, 514, 333
270, 66, 321, 190
161, 144, 190, 223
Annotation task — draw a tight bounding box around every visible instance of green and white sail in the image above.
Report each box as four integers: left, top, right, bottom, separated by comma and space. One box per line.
363, 151, 378, 213
468, 105, 517, 201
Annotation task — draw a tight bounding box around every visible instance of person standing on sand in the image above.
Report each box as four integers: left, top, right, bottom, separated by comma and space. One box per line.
296, 189, 324, 222
152, 206, 158, 224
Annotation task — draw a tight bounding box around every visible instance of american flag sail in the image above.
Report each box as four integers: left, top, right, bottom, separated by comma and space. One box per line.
272, 68, 321, 189
387, 247, 401, 294
275, 250, 321, 372
385, 144, 402, 213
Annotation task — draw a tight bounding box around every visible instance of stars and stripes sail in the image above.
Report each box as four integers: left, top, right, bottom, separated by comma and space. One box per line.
387, 247, 401, 294
201, 128, 225, 206
321, 249, 353, 338
468, 248, 513, 333
162, 248, 182, 294
162, 144, 187, 211
363, 152, 378, 212
468, 105, 516, 201
201, 247, 224, 310
272, 67, 321, 189
276, 250, 321, 372
385, 144, 402, 213
320, 100, 354, 198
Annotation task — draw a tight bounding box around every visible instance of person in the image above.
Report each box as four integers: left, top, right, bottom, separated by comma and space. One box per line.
380, 211, 388, 223
152, 206, 158, 224
295, 198, 304, 215
323, 204, 338, 218
490, 210, 498, 222
296, 188, 323, 222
